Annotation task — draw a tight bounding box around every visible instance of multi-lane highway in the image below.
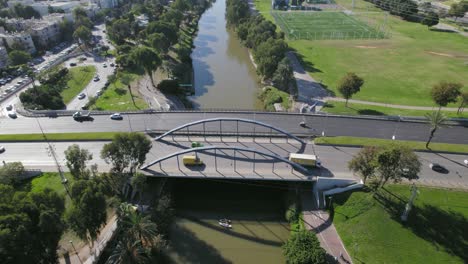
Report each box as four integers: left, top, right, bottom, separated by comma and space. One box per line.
1, 137, 466, 187
1, 112, 467, 144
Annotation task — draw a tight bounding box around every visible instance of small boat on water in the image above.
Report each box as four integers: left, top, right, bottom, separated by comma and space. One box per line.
218, 218, 232, 228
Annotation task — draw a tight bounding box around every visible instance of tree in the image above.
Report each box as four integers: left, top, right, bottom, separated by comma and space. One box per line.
66, 179, 107, 245
148, 33, 170, 54
425, 111, 447, 149
457, 91, 468, 114
13, 3, 40, 19
272, 57, 297, 96
337, 72, 364, 106
254, 38, 288, 79
348, 146, 379, 184
448, 1, 468, 21
145, 21, 178, 45
8, 50, 31, 66
108, 19, 131, 45
421, 11, 439, 28
73, 25, 92, 46
106, 238, 148, 264
0, 161, 25, 185
101, 132, 152, 174
64, 144, 93, 180
130, 46, 161, 86
117, 203, 160, 247
131, 173, 147, 202
73, 7, 93, 29
283, 230, 327, 264
431, 81, 462, 110
376, 144, 421, 187
0, 185, 65, 264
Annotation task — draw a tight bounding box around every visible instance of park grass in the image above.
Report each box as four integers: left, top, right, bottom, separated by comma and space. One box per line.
0, 132, 119, 142
332, 185, 468, 263
322, 101, 468, 118
254, 0, 275, 22
254, 0, 468, 106
61, 66, 96, 104
92, 71, 148, 111
315, 136, 468, 153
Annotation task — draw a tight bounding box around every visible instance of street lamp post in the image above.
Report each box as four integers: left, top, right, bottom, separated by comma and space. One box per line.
69, 240, 83, 264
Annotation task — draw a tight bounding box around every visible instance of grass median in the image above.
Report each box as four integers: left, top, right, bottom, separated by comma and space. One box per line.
332, 185, 468, 263
315, 136, 468, 154
61, 66, 96, 104
0, 132, 120, 142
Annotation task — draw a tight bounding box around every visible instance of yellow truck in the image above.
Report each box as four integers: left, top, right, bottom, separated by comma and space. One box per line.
182, 155, 204, 166
288, 153, 321, 168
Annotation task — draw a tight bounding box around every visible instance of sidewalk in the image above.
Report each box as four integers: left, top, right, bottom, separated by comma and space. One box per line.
60, 215, 117, 264
301, 191, 353, 264
325, 97, 459, 111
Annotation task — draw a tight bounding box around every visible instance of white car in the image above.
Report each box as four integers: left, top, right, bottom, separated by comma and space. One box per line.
78, 93, 86, 100
8, 111, 17, 118
103, 63, 107, 68
110, 113, 123, 120
0, 146, 5, 153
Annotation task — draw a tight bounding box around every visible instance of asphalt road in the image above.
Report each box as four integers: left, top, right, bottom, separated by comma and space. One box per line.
0, 138, 466, 187
1, 112, 467, 145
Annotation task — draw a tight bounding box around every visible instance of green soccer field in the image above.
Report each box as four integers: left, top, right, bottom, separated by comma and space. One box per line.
272, 11, 387, 40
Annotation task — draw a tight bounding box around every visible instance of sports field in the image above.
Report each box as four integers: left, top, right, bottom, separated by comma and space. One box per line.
272, 11, 387, 40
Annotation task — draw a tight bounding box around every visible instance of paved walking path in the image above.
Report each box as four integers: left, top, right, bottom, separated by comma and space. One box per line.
301, 191, 353, 264
326, 97, 460, 111
60, 215, 117, 264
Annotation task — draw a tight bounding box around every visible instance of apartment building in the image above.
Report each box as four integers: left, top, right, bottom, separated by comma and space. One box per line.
0, 32, 36, 54
0, 46, 9, 69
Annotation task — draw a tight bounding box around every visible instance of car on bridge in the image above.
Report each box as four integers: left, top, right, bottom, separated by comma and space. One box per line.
73, 111, 93, 122
183, 155, 203, 166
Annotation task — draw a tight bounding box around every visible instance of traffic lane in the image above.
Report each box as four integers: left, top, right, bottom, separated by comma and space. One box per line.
0, 112, 467, 145
315, 145, 468, 185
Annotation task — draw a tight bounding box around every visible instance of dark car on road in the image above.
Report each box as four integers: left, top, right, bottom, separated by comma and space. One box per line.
430, 163, 448, 173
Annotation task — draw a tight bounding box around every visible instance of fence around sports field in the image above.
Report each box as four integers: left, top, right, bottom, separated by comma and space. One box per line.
271, 10, 390, 40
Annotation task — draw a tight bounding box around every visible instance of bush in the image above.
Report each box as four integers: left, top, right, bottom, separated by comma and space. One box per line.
157, 79, 180, 94
283, 230, 328, 264
285, 203, 300, 223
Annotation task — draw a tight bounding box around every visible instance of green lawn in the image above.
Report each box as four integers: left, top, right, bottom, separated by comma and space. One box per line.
61, 66, 96, 104
315, 136, 468, 154
332, 185, 468, 263
322, 101, 468, 118
92, 71, 148, 111
255, 0, 468, 106
0, 132, 119, 142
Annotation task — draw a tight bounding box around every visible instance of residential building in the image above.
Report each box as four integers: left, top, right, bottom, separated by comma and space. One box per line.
29, 19, 62, 49
0, 46, 9, 69
0, 32, 36, 54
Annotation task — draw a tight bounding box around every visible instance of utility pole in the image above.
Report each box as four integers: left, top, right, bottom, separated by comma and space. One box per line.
401, 183, 418, 222
35, 118, 68, 184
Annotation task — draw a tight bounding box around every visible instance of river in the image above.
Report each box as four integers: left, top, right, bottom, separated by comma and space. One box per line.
190, 0, 262, 109
167, 179, 290, 264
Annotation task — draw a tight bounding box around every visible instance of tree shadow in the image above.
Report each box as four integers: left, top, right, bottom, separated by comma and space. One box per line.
407, 204, 468, 261
114, 87, 127, 95
373, 188, 468, 261
357, 109, 385, 116
291, 49, 323, 74
429, 28, 457, 33
168, 223, 232, 264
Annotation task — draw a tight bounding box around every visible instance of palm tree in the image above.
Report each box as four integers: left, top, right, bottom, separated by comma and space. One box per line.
425, 111, 447, 149
106, 238, 148, 264
117, 203, 159, 247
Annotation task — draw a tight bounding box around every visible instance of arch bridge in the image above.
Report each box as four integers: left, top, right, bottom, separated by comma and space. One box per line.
154, 118, 306, 146
140, 146, 313, 181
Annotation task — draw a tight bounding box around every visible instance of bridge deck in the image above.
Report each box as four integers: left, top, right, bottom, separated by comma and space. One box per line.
142, 136, 320, 181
